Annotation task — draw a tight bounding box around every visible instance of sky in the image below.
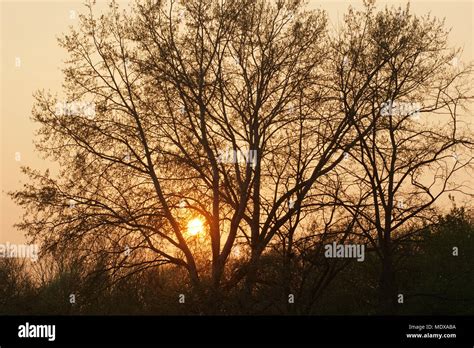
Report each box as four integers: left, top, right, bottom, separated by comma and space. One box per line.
0, 0, 473, 244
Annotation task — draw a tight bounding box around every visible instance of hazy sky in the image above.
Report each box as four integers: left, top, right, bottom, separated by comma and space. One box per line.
1, 0, 473, 244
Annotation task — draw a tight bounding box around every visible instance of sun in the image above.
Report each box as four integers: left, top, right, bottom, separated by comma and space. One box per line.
187, 218, 204, 236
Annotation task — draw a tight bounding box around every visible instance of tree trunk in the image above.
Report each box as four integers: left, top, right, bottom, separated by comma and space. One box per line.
378, 254, 397, 314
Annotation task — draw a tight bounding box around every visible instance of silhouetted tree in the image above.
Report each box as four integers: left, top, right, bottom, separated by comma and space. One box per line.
328, 1, 473, 313
10, 0, 473, 314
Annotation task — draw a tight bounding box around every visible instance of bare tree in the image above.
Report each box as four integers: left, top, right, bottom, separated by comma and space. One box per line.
329, 1, 474, 313
11, 0, 471, 315
13, 0, 337, 299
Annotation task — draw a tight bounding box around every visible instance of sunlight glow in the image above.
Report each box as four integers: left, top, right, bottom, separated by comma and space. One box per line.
187, 218, 204, 236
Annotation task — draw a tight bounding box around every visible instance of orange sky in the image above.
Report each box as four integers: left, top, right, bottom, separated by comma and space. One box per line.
1, 0, 473, 244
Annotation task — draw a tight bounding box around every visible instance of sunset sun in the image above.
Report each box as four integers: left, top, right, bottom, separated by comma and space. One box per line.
187, 218, 204, 236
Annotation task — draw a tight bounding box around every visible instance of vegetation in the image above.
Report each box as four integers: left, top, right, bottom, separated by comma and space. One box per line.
5, 0, 474, 315
1, 208, 473, 315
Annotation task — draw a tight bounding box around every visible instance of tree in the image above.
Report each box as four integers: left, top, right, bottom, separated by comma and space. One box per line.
329, 1, 474, 313
11, 0, 472, 314
13, 0, 355, 301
